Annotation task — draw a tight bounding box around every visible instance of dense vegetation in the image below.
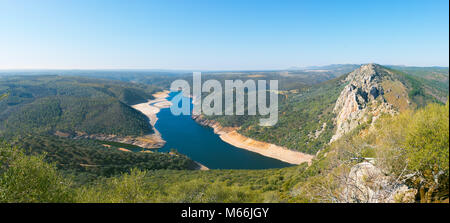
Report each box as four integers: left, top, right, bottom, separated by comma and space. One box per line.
8, 136, 199, 184
0, 101, 447, 203
0, 66, 447, 203
388, 66, 449, 103
0, 75, 161, 138
239, 75, 347, 154
200, 74, 347, 154
295, 101, 449, 202
0, 75, 200, 183
388, 68, 444, 107
201, 66, 448, 155
388, 66, 449, 92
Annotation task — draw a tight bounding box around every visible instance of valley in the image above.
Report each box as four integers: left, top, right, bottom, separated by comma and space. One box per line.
0, 64, 448, 202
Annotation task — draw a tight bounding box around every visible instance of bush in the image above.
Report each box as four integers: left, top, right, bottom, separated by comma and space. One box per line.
0, 142, 74, 202
404, 102, 449, 202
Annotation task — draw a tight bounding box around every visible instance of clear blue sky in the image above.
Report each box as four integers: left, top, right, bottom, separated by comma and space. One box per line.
0, 0, 448, 70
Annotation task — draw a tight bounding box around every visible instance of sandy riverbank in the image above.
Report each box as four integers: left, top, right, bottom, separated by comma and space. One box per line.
132, 90, 172, 126
130, 90, 172, 148
133, 90, 312, 166
193, 115, 314, 165
194, 161, 209, 170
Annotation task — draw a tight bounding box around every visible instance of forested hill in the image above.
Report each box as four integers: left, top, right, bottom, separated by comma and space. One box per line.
0, 75, 161, 138
1, 101, 447, 202
0, 75, 200, 181
200, 65, 448, 155
0, 67, 447, 203
387, 66, 449, 103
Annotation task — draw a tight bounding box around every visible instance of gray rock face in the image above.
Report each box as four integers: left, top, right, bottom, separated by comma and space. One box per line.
331, 64, 396, 142
342, 162, 416, 203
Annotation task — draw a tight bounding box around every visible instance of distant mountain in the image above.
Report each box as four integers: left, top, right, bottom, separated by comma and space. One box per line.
287, 64, 361, 74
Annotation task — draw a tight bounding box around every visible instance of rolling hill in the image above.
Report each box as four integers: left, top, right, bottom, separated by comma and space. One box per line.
0, 75, 200, 181
0, 75, 159, 138
0, 65, 447, 203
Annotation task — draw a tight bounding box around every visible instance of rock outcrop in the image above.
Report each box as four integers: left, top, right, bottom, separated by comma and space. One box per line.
331, 64, 397, 142
342, 162, 416, 203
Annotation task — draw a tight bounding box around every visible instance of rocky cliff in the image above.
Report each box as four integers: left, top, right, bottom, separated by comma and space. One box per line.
331, 64, 398, 142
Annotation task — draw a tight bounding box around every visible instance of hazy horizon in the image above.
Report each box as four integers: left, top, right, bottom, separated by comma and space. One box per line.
0, 63, 449, 73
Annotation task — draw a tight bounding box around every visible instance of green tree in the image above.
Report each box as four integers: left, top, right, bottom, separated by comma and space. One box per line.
0, 142, 74, 202
404, 102, 449, 202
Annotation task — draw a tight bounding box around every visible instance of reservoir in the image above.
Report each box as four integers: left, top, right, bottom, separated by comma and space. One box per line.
156, 92, 293, 169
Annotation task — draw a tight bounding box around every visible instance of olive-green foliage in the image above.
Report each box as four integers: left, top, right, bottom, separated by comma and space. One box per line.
1, 69, 447, 203
203, 75, 347, 154
1, 140, 311, 203
2, 96, 153, 137
0, 142, 74, 202
201, 66, 446, 155
372, 102, 449, 202
388, 66, 449, 101
403, 102, 449, 201
76, 169, 261, 203
404, 102, 449, 174
293, 102, 449, 203
388, 68, 443, 107
1, 102, 447, 203
0, 75, 159, 138
12, 135, 199, 184
0, 76, 201, 183
76, 169, 149, 203
75, 165, 309, 203
243, 76, 346, 154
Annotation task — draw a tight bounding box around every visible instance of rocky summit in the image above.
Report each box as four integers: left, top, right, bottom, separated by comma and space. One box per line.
331, 64, 397, 142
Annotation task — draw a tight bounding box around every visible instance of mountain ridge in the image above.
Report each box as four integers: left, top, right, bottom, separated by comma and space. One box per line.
331, 64, 397, 141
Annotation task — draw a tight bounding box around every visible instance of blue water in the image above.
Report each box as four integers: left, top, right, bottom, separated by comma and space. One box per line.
156, 92, 292, 169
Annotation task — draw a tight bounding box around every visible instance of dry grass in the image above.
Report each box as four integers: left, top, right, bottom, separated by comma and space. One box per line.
382, 80, 411, 111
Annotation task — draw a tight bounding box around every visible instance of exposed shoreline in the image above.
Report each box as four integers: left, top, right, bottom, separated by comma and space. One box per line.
131, 90, 209, 170
194, 161, 210, 170
131, 90, 172, 147
53, 92, 173, 150
133, 90, 314, 167
193, 115, 314, 165
132, 90, 172, 127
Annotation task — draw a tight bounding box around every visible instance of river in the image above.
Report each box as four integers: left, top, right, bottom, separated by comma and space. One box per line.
156, 92, 292, 169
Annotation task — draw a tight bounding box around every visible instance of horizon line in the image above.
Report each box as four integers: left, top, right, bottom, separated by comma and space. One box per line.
0, 64, 449, 72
